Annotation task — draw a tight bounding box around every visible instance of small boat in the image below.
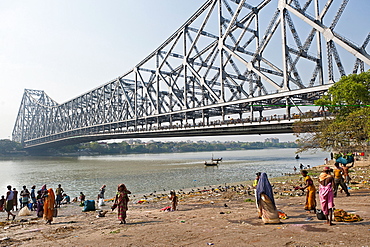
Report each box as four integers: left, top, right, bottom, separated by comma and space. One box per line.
204, 161, 219, 166
205, 154, 222, 166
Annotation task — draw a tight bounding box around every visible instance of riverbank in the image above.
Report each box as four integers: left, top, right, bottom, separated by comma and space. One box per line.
0, 162, 369, 246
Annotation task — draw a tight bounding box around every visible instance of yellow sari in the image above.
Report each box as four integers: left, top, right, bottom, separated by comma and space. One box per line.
304, 175, 316, 211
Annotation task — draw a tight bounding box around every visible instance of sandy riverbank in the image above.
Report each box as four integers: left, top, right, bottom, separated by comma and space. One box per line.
0, 163, 369, 247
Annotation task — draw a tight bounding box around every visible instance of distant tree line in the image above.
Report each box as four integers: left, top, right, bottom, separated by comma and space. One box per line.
0, 139, 23, 155
0, 139, 298, 156
57, 140, 298, 155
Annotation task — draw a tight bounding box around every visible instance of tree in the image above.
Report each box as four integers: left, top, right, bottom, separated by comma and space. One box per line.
0, 139, 22, 154
294, 71, 370, 152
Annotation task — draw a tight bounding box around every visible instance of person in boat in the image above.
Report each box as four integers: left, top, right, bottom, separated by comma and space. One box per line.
256, 173, 280, 224
299, 170, 316, 213
318, 167, 335, 226
112, 183, 131, 224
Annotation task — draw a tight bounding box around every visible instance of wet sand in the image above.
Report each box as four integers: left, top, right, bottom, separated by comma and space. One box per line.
0, 162, 369, 247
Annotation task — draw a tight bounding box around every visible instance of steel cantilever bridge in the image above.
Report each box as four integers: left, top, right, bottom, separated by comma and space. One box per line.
12, 0, 370, 150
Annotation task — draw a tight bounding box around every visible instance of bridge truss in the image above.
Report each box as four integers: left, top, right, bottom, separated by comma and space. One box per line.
12, 0, 370, 149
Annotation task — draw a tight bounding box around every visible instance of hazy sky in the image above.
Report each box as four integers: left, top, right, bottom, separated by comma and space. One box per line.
0, 0, 369, 143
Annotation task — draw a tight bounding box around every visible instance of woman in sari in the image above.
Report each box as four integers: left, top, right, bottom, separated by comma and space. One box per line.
319, 167, 335, 225
256, 173, 280, 224
112, 184, 131, 224
300, 170, 316, 213
36, 190, 44, 217
43, 188, 55, 224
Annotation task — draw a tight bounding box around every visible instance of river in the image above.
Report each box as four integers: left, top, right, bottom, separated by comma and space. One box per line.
0, 148, 328, 200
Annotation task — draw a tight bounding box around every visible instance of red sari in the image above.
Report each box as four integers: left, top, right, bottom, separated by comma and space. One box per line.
114, 184, 131, 222
117, 191, 130, 221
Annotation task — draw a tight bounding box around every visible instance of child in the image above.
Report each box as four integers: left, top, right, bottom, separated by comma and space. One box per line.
0, 195, 5, 212
79, 192, 85, 206
169, 190, 178, 211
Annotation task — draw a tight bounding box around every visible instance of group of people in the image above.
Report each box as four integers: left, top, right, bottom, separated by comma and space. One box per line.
253, 160, 353, 226
0, 185, 37, 213
0, 182, 131, 225
0, 184, 73, 224
298, 161, 353, 226
2, 160, 352, 226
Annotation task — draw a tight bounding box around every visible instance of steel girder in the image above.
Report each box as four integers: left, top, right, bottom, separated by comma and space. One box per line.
12, 0, 370, 148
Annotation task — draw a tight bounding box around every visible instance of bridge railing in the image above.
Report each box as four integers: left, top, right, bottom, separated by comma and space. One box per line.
22, 110, 332, 148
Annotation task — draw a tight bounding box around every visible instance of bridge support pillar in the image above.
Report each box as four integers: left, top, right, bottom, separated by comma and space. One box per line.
250, 104, 254, 123
184, 113, 187, 128
285, 97, 291, 119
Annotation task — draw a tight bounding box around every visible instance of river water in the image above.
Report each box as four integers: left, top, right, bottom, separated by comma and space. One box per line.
0, 149, 328, 200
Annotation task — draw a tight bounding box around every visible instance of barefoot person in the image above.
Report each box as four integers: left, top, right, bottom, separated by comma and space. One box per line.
333, 162, 350, 197
20, 185, 30, 209
299, 170, 316, 213
341, 162, 354, 185
43, 188, 55, 224
99, 185, 106, 199
112, 184, 131, 224
5, 185, 16, 221
318, 167, 335, 225
55, 184, 64, 208
169, 190, 178, 211
256, 173, 280, 224
12, 188, 18, 211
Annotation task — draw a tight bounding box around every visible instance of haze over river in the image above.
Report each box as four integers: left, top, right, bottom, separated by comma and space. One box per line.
0, 148, 328, 200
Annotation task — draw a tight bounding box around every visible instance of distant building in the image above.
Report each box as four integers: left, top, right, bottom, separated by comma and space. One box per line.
126, 139, 142, 145
265, 138, 279, 143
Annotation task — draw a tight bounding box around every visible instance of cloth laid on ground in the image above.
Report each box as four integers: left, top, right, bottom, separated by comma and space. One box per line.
277, 210, 288, 219
160, 206, 171, 212
334, 209, 363, 222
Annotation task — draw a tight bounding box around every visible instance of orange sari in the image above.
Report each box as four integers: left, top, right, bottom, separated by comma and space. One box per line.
43, 188, 55, 222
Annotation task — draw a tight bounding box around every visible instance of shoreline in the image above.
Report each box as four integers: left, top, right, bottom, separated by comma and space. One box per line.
0, 162, 368, 246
